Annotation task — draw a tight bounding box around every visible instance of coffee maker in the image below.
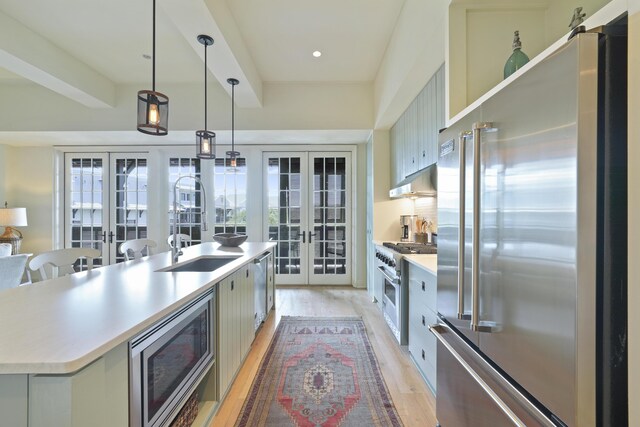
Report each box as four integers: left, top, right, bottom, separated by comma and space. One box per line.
400, 215, 418, 242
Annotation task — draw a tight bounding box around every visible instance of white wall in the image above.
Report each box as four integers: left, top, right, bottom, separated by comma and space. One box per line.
628, 3, 639, 427
3, 146, 55, 254
371, 130, 412, 242
0, 145, 6, 205
354, 142, 367, 288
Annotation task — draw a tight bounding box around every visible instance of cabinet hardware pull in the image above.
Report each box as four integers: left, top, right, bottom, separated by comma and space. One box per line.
231, 281, 234, 291
422, 281, 426, 291
429, 323, 527, 427
458, 131, 472, 321
421, 349, 425, 360
422, 315, 426, 326
471, 122, 496, 332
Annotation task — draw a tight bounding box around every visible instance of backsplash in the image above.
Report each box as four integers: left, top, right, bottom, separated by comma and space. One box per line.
414, 197, 438, 232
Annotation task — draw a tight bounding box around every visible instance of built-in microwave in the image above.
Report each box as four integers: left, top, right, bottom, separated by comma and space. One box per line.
130, 289, 215, 427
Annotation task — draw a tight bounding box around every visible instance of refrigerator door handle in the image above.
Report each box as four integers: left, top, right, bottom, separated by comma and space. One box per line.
429, 323, 527, 427
470, 122, 500, 333
458, 131, 472, 320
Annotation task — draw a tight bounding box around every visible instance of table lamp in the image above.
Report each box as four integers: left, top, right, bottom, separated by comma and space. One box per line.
0, 202, 28, 254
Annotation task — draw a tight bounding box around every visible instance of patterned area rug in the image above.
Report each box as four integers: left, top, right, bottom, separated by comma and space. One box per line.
235, 316, 404, 427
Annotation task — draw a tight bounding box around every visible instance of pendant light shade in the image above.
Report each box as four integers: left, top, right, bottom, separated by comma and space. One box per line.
137, 0, 169, 136
196, 34, 216, 159
225, 78, 240, 168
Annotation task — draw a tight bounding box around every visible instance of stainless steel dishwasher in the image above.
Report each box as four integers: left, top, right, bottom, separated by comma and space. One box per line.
253, 252, 270, 332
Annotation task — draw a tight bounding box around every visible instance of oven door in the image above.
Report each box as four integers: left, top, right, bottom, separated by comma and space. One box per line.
130, 290, 215, 427
379, 265, 401, 342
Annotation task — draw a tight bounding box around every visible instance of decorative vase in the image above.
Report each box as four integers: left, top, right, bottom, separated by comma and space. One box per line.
504, 30, 530, 79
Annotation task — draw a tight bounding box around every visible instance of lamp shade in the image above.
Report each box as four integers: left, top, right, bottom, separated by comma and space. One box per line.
0, 207, 27, 227
196, 130, 216, 159
137, 90, 169, 136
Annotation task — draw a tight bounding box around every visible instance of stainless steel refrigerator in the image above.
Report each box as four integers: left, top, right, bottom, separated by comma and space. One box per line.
433, 23, 627, 427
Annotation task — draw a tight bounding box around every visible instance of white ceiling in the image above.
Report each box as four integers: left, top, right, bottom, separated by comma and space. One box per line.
0, 0, 404, 84
226, 0, 405, 82
0, 0, 407, 145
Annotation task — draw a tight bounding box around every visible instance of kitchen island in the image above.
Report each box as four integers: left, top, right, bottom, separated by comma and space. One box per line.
0, 241, 275, 427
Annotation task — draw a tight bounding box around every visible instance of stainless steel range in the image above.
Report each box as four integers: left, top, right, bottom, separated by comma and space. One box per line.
383, 241, 437, 255
374, 242, 437, 345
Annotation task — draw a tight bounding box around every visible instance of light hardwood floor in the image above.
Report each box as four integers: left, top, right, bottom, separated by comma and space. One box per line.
209, 286, 437, 427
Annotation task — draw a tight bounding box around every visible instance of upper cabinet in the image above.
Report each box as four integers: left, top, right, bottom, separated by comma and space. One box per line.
447, 0, 614, 119
390, 64, 445, 186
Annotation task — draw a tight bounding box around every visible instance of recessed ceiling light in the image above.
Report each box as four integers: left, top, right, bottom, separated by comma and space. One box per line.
312, 50, 322, 58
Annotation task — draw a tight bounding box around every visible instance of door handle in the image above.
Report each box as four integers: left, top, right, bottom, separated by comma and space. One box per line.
108, 231, 114, 244
102, 231, 107, 244
429, 323, 527, 427
309, 231, 317, 243
470, 122, 497, 333
377, 266, 400, 286
301, 231, 306, 243
458, 131, 472, 321
253, 252, 271, 264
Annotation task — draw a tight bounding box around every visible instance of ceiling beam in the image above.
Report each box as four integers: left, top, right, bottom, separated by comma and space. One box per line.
0, 10, 115, 108
161, 0, 263, 108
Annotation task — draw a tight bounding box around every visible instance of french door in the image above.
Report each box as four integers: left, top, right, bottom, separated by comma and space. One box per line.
65, 153, 149, 266
264, 152, 351, 285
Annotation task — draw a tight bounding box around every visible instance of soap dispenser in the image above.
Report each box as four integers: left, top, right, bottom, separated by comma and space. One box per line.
504, 30, 530, 79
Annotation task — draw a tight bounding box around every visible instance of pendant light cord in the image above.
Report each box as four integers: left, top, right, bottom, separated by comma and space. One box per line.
152, 0, 156, 92
231, 83, 235, 153
204, 44, 207, 131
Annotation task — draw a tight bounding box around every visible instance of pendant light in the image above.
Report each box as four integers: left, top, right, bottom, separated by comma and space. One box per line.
225, 78, 240, 168
196, 34, 215, 159
137, 0, 169, 136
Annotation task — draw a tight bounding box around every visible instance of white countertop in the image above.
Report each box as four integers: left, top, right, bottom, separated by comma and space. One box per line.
404, 254, 437, 275
0, 242, 275, 375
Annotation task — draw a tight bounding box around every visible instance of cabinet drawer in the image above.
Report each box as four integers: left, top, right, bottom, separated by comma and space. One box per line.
409, 307, 437, 365
408, 264, 436, 312
409, 328, 437, 392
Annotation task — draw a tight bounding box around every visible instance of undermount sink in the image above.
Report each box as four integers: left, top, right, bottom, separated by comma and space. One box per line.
157, 256, 241, 273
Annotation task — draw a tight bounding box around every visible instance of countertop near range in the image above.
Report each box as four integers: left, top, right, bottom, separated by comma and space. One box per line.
404, 254, 437, 275
0, 242, 275, 375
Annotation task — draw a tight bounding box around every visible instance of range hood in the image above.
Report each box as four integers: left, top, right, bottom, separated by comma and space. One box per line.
389, 164, 437, 198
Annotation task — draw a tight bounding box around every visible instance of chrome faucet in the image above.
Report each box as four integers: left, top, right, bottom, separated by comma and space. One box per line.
173, 175, 208, 262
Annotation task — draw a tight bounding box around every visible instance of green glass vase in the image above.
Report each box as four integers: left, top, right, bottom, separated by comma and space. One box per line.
504, 31, 530, 79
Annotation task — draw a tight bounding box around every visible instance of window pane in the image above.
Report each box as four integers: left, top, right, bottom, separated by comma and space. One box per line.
168, 157, 203, 248
213, 157, 247, 235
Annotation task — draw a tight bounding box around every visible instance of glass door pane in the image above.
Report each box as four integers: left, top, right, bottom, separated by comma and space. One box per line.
111, 155, 149, 263
309, 153, 350, 285
265, 154, 307, 285
65, 154, 108, 269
